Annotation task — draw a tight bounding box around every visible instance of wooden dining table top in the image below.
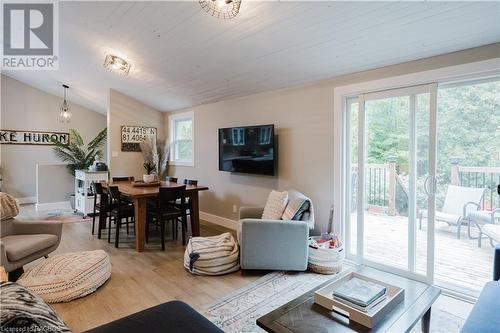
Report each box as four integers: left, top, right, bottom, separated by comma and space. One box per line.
105, 181, 209, 198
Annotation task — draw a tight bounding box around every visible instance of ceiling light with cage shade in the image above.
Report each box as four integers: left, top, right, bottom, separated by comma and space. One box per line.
103, 54, 131, 75
199, 0, 241, 19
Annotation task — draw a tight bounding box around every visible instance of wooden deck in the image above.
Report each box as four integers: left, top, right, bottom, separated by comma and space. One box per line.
349, 213, 495, 295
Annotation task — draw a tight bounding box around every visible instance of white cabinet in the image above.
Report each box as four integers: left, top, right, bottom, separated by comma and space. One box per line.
75, 170, 109, 217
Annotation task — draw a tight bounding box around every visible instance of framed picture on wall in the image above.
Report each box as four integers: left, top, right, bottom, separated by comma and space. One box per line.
121, 126, 157, 152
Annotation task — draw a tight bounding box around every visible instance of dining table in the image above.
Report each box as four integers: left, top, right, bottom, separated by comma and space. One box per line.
102, 180, 209, 252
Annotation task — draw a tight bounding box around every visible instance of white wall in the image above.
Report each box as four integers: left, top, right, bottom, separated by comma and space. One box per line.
167, 44, 500, 233
107, 89, 165, 179
0, 75, 106, 200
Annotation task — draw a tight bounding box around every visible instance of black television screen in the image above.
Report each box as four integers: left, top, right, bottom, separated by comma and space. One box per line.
218, 125, 276, 176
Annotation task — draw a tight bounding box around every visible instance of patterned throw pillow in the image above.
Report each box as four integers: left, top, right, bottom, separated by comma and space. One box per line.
0, 282, 70, 332
262, 190, 288, 220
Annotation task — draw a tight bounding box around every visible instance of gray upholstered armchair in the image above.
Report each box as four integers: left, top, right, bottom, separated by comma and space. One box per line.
0, 219, 62, 275
238, 201, 312, 271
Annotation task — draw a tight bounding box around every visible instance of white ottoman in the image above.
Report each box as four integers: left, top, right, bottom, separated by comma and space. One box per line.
17, 250, 111, 303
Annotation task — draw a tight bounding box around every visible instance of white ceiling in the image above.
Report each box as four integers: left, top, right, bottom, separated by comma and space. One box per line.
4, 1, 500, 114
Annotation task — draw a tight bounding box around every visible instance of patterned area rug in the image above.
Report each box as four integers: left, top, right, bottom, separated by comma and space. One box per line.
205, 270, 466, 333
17, 209, 92, 223
204, 271, 331, 332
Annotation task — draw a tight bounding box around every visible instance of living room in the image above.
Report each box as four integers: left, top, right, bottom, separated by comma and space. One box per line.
1, 1, 499, 332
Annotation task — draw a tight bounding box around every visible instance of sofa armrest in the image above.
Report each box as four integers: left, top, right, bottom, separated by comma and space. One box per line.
11, 220, 62, 238
494, 246, 500, 281
239, 207, 264, 220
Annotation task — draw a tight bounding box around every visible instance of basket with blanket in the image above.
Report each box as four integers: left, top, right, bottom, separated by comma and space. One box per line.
308, 233, 344, 275
184, 233, 240, 275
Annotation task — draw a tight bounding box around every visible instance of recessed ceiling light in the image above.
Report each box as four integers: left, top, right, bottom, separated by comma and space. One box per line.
103, 54, 131, 76
199, 0, 241, 19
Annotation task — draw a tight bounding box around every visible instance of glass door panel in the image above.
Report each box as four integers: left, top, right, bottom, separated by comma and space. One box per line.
415, 93, 430, 276
363, 95, 410, 270
346, 99, 359, 259
345, 84, 435, 281
434, 78, 500, 294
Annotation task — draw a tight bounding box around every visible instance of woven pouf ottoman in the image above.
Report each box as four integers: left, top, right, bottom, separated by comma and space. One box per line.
184, 233, 240, 275
17, 250, 111, 303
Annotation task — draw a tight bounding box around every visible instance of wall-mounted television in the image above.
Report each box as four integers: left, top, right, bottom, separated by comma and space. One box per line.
218, 124, 276, 176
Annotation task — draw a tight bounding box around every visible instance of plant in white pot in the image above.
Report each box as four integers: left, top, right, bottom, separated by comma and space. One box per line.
52, 128, 107, 208
139, 137, 170, 182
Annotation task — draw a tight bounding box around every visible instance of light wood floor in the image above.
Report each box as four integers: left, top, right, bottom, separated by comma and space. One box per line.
26, 220, 264, 332
21, 214, 474, 333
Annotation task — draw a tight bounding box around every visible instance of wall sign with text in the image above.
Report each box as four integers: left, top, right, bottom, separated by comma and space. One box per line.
0, 130, 69, 145
121, 126, 157, 152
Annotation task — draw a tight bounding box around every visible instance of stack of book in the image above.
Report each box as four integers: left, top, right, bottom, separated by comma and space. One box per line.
332, 277, 387, 312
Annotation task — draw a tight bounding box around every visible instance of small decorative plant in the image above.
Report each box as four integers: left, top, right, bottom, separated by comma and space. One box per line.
52, 128, 107, 176
139, 137, 170, 180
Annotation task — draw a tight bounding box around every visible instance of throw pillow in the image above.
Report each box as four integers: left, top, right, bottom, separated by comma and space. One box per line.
0, 282, 71, 332
0, 192, 19, 221
262, 190, 288, 220
282, 189, 310, 221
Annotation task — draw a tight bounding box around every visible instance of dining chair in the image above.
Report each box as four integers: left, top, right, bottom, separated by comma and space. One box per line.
176, 179, 198, 223
108, 186, 135, 248
92, 182, 110, 237
166, 176, 178, 183
146, 186, 187, 250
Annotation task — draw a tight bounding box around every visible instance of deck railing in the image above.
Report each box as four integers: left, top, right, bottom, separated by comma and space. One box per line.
353, 159, 500, 215
352, 159, 408, 216
451, 160, 500, 210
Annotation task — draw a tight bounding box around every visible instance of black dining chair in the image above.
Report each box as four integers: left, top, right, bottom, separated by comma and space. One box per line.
146, 186, 187, 250
176, 179, 197, 222
108, 186, 135, 248
92, 182, 110, 237
166, 176, 178, 183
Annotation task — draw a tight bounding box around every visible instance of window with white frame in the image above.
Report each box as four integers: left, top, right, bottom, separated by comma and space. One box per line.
168, 111, 194, 166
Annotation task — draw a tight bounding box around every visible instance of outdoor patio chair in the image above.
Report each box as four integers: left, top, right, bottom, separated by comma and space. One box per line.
467, 209, 500, 247
418, 185, 484, 239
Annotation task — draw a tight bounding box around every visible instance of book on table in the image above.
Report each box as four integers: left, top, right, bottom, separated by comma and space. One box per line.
333, 295, 387, 313
333, 277, 387, 309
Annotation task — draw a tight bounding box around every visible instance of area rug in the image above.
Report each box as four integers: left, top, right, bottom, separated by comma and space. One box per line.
17, 209, 92, 223
411, 309, 465, 333
204, 270, 466, 333
204, 271, 332, 333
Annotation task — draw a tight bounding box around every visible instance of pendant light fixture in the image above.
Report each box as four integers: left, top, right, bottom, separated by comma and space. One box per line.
199, 0, 241, 19
59, 84, 71, 123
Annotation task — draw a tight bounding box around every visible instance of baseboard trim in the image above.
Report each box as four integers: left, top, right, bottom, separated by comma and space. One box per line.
17, 196, 36, 204
36, 201, 71, 211
200, 211, 238, 230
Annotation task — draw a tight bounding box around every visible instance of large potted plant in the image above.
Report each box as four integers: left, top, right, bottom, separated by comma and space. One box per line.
52, 128, 107, 209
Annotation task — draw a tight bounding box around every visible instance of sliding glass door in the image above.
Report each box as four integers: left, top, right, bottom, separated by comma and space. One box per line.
344, 84, 437, 282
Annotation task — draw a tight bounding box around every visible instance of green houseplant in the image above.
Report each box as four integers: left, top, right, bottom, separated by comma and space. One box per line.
52, 128, 107, 208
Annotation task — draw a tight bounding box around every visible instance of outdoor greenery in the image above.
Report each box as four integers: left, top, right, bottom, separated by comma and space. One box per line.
351, 80, 500, 209
52, 128, 107, 176
174, 118, 193, 161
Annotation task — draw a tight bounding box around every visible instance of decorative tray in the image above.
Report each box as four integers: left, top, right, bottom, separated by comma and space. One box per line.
314, 272, 404, 328
132, 181, 160, 187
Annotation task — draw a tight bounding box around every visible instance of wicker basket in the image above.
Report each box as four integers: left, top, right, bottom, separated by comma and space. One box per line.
307, 236, 345, 275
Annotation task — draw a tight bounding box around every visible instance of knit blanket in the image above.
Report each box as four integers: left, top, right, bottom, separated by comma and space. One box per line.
0, 192, 19, 221
184, 233, 240, 275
